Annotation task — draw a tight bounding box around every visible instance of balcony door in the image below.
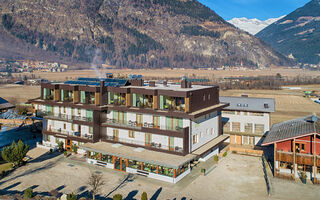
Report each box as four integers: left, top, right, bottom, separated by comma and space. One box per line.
113, 156, 127, 172
145, 133, 152, 146
153, 116, 160, 129
137, 114, 143, 127
113, 129, 119, 142
169, 137, 174, 151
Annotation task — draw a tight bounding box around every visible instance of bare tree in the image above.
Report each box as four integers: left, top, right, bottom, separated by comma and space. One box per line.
87, 172, 105, 200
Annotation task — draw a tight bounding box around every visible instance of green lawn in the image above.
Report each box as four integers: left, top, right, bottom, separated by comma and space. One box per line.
0, 160, 13, 173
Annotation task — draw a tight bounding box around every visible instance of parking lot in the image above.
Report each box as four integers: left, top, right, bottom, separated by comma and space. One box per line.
0, 150, 320, 199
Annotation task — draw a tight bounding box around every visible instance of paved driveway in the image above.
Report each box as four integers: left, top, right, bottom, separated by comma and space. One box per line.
0, 150, 319, 199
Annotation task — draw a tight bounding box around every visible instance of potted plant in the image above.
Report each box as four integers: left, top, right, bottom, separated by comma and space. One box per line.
300, 171, 307, 184
64, 151, 68, 157
213, 155, 219, 164
200, 168, 206, 176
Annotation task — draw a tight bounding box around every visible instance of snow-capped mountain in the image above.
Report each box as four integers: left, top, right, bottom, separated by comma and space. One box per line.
228, 16, 285, 35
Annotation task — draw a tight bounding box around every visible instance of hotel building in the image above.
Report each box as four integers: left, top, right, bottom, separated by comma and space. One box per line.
31, 77, 228, 183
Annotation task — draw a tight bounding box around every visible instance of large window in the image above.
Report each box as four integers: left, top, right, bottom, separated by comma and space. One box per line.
132, 93, 153, 108
143, 163, 157, 173
165, 117, 183, 131
158, 166, 174, 177
128, 160, 141, 170
254, 124, 265, 134
160, 95, 185, 112
61, 89, 73, 102
113, 111, 127, 124
80, 91, 95, 104
245, 123, 253, 133
232, 122, 240, 132
108, 92, 126, 106
43, 88, 54, 100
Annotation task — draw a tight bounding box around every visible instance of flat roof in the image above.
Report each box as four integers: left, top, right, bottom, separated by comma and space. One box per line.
262, 115, 319, 145
192, 135, 229, 156
189, 103, 229, 118
81, 141, 196, 169
220, 96, 275, 113
123, 83, 213, 92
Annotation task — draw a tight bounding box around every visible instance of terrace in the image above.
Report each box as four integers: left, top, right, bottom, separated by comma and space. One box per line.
43, 88, 54, 100
102, 118, 185, 132
80, 91, 95, 104
102, 135, 184, 153
133, 93, 153, 109
108, 92, 126, 106
42, 111, 93, 123
160, 95, 185, 112
46, 127, 93, 140
61, 89, 73, 102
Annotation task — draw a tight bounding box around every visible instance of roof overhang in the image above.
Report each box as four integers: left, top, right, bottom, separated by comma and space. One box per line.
262, 132, 319, 146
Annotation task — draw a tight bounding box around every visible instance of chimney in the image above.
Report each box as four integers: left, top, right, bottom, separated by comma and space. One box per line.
163, 80, 167, 87
181, 80, 188, 88
149, 81, 155, 87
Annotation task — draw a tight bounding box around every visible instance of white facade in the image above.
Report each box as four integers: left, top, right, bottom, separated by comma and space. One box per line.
222, 111, 270, 145
190, 111, 220, 152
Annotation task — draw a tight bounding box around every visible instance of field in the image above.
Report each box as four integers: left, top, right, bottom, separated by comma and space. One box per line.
12, 67, 320, 82
4, 68, 320, 124
221, 85, 320, 124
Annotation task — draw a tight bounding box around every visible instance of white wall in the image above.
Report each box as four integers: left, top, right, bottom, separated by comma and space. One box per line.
191, 111, 219, 152
222, 112, 270, 134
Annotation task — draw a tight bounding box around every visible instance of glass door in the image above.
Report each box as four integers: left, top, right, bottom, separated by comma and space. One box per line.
114, 157, 121, 170
113, 129, 119, 142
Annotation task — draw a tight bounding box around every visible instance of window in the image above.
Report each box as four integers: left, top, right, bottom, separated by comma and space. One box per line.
254, 124, 264, 134
295, 143, 306, 153
78, 109, 81, 115
203, 94, 206, 101
63, 107, 66, 113
232, 122, 240, 132
89, 127, 93, 134
223, 122, 230, 132
64, 123, 66, 129
129, 130, 135, 138
208, 94, 211, 100
193, 135, 198, 144
279, 161, 293, 170
245, 123, 253, 133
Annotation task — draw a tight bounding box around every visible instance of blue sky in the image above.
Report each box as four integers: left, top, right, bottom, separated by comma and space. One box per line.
199, 0, 311, 20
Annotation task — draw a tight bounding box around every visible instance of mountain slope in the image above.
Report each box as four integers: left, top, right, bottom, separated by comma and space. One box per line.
256, 0, 320, 64
228, 16, 284, 35
0, 0, 292, 68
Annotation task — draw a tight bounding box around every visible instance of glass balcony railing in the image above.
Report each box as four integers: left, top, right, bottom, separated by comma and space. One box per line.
102, 118, 184, 132
103, 135, 183, 153
46, 127, 93, 140
42, 111, 93, 123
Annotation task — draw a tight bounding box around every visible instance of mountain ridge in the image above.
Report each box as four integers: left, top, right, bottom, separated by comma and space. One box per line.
0, 0, 293, 68
256, 0, 320, 64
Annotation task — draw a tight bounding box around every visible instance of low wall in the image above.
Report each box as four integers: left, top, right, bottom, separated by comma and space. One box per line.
0, 118, 32, 126
230, 146, 263, 156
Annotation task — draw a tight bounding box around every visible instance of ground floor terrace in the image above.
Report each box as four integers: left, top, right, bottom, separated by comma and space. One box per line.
80, 135, 228, 184
275, 150, 320, 183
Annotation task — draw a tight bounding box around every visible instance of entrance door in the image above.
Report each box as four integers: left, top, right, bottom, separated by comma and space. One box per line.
65, 139, 72, 150
113, 157, 126, 172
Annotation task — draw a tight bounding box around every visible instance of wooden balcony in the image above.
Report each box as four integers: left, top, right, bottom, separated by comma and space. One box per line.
276, 151, 293, 163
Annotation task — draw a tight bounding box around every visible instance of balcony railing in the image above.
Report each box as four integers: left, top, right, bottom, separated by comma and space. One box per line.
102, 118, 184, 132
104, 135, 183, 153
42, 111, 93, 123
47, 127, 93, 140
163, 104, 185, 112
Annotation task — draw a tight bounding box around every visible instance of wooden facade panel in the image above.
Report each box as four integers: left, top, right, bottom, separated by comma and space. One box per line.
126, 93, 131, 107
185, 97, 190, 113
276, 152, 293, 163
236, 135, 242, 145
153, 96, 158, 110
73, 91, 79, 104
296, 154, 314, 165
230, 135, 235, 144
95, 92, 100, 106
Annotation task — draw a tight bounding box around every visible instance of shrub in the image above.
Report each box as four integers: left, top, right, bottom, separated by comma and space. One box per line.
72, 144, 78, 154
141, 192, 148, 200
24, 188, 33, 198
64, 151, 68, 157
201, 168, 206, 173
213, 155, 219, 162
1, 140, 29, 166
113, 194, 123, 200
223, 152, 227, 157
67, 193, 77, 200
57, 141, 64, 151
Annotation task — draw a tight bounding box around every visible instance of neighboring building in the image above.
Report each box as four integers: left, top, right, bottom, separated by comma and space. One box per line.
220, 96, 275, 146
31, 77, 228, 183
0, 97, 15, 113
262, 115, 320, 182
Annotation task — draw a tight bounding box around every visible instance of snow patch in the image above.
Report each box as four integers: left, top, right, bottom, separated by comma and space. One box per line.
228, 16, 284, 35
